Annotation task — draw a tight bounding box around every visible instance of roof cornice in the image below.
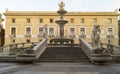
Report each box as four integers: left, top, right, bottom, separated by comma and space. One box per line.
4, 11, 119, 16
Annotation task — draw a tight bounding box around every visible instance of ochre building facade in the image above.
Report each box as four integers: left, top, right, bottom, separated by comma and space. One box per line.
0, 14, 5, 46
4, 9, 119, 45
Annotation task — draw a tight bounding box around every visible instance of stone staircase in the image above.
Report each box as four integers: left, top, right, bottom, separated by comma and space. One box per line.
38, 46, 90, 62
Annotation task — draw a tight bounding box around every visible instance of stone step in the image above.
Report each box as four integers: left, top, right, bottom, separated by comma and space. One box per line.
39, 56, 88, 59
39, 58, 89, 61
38, 47, 90, 62
39, 55, 88, 58
37, 59, 90, 62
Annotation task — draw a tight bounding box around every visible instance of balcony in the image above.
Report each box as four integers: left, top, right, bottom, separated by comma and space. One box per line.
37, 34, 44, 38
10, 34, 16, 38
49, 35, 54, 38
79, 34, 86, 38
25, 34, 31, 38
107, 35, 114, 38
69, 35, 75, 38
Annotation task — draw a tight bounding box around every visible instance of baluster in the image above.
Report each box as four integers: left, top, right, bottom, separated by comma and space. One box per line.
116, 46, 120, 54
15, 44, 18, 54
100, 43, 103, 49
22, 43, 25, 48
31, 42, 35, 48
5, 45, 9, 55
21, 43, 25, 54
111, 45, 113, 54
9, 44, 12, 54
115, 47, 117, 54
118, 47, 120, 54
0, 47, 2, 53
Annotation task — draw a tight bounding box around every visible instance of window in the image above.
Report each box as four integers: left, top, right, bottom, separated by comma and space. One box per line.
39, 19, 43, 23
81, 18, 84, 23
38, 27, 43, 36
108, 18, 112, 24
79, 27, 86, 38
107, 27, 114, 38
26, 27, 31, 37
11, 27, 16, 37
80, 28, 85, 35
70, 18, 74, 23
50, 19, 53, 23
26, 39, 30, 43
49, 28, 54, 36
27, 18, 30, 23
108, 28, 113, 35
70, 28, 75, 35
12, 18, 15, 23
93, 18, 97, 23
13, 39, 15, 43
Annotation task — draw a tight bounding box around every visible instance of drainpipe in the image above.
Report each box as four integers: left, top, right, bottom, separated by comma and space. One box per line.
118, 8, 120, 47
118, 20, 120, 47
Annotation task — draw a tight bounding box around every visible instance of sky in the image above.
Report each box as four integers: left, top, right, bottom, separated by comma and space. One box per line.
0, 0, 120, 27
0, 0, 120, 13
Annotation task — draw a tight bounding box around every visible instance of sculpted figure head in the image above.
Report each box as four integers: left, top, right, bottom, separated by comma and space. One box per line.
58, 1, 65, 10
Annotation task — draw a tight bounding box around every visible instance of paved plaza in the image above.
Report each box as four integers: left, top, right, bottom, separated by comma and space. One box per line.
0, 62, 120, 74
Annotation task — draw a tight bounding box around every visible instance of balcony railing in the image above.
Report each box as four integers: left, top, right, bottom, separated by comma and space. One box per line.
25, 34, 31, 37
37, 34, 44, 38
10, 34, 16, 38
79, 34, 86, 38
107, 35, 114, 38
49, 35, 54, 38
69, 35, 75, 38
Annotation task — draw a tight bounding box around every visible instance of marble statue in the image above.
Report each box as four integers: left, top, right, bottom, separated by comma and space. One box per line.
43, 24, 47, 38
58, 1, 65, 10
91, 25, 101, 49
60, 27, 64, 38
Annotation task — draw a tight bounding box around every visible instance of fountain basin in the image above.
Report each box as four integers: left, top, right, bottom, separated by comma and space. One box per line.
57, 10, 67, 14
50, 38, 74, 44
55, 19, 68, 25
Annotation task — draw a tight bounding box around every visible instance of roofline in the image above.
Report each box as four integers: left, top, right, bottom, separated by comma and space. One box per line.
4, 11, 119, 16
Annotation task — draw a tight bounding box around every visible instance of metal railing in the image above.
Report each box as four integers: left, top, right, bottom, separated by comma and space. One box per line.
79, 34, 86, 38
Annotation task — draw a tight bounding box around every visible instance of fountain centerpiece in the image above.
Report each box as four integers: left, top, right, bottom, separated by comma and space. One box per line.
50, 1, 74, 44
55, 1, 68, 38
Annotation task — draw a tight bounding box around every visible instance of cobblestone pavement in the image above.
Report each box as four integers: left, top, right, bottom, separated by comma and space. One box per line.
0, 62, 120, 74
